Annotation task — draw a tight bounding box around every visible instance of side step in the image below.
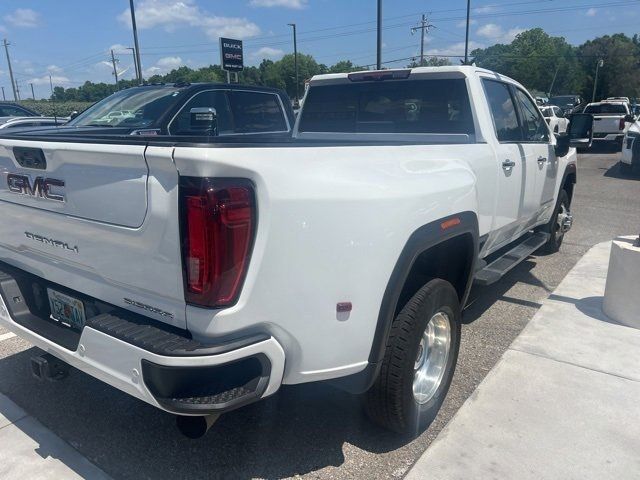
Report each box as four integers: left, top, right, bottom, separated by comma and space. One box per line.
474, 232, 550, 286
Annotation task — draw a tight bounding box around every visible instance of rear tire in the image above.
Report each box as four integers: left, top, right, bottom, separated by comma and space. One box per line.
539, 189, 570, 254
365, 279, 461, 435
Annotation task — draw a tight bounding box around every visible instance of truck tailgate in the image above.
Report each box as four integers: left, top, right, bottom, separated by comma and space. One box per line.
0, 141, 186, 328
592, 115, 624, 134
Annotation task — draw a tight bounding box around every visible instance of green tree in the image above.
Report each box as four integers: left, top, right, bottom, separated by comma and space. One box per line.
578, 34, 640, 100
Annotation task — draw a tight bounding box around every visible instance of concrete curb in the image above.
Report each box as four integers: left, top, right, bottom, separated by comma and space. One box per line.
406, 240, 640, 479
0, 393, 112, 480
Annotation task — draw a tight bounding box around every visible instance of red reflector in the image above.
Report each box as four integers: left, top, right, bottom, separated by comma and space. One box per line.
181, 178, 256, 308
441, 217, 461, 230
337, 302, 352, 313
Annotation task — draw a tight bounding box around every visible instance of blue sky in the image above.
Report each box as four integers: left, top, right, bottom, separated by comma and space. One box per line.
0, 0, 638, 99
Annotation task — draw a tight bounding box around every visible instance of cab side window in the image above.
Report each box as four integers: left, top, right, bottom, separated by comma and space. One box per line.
483, 79, 521, 142
514, 89, 549, 143
170, 90, 234, 135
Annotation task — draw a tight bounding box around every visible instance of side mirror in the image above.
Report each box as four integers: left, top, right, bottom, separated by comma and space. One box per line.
189, 107, 218, 136
624, 114, 635, 123
567, 113, 594, 149
69, 110, 79, 120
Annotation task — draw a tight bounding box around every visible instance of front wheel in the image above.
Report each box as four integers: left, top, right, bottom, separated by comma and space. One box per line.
538, 189, 571, 254
365, 279, 461, 435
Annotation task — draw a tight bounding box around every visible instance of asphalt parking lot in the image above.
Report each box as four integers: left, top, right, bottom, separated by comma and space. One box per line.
0, 150, 639, 480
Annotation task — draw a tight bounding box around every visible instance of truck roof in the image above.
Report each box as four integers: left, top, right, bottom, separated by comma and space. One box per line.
308, 65, 521, 88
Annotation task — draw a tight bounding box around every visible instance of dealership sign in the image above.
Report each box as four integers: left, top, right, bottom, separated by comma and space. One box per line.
220, 38, 244, 72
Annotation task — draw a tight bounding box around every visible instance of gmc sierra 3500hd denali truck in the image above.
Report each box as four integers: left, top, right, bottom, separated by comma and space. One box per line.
0, 67, 593, 438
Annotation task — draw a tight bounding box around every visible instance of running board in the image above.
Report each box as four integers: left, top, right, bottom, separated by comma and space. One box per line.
474, 232, 550, 286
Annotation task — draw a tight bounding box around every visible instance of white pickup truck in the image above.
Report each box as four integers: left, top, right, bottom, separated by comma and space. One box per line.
0, 67, 593, 438
583, 101, 635, 147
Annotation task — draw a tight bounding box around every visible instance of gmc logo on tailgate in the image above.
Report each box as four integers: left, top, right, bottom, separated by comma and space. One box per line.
6, 174, 65, 203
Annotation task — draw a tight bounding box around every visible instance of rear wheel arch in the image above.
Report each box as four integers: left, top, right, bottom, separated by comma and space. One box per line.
327, 212, 479, 395
370, 213, 478, 365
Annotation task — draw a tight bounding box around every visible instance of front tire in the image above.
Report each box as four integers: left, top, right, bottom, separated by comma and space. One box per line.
365, 279, 461, 435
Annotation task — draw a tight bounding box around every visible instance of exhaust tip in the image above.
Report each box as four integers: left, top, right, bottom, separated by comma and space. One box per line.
176, 414, 219, 439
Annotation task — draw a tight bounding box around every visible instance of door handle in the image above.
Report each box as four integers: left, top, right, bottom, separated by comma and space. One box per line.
537, 156, 547, 165
502, 160, 516, 172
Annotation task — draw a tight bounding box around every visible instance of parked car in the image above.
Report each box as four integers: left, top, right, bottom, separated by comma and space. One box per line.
621, 119, 639, 174
0, 102, 40, 117
0, 67, 592, 437
606, 96, 631, 104
549, 95, 583, 115
0, 116, 66, 130
583, 101, 634, 148
535, 96, 548, 106
540, 105, 569, 133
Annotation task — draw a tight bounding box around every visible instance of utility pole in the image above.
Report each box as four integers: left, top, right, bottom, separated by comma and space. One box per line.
2, 39, 17, 101
1, 86, 4, 101
287, 23, 299, 107
376, 0, 382, 69
49, 75, 57, 124
126, 47, 140, 83
548, 64, 560, 98
464, 0, 471, 64
592, 59, 604, 103
411, 14, 434, 66
110, 49, 120, 89
30, 82, 35, 100
15, 81, 20, 100
129, 0, 143, 84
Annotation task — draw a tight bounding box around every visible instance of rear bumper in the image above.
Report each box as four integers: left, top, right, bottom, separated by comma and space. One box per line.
0, 262, 285, 416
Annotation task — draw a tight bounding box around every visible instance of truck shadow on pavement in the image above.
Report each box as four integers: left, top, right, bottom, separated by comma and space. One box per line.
0, 255, 555, 480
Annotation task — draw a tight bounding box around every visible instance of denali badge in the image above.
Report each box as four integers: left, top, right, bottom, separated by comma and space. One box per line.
124, 298, 175, 319
25, 231, 79, 254
7, 174, 65, 203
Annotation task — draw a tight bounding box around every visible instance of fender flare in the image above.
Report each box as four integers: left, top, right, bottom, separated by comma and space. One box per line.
328, 211, 479, 394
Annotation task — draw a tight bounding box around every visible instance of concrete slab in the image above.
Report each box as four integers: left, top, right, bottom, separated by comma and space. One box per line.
406, 240, 640, 479
0, 394, 111, 480
0, 393, 27, 429
511, 298, 640, 382
406, 350, 640, 480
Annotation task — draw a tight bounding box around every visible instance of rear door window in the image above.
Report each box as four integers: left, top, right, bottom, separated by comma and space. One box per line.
299, 79, 474, 135
584, 104, 627, 115
170, 90, 234, 135
482, 79, 521, 142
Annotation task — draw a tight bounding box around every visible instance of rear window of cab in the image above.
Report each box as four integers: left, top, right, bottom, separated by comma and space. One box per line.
299, 79, 474, 135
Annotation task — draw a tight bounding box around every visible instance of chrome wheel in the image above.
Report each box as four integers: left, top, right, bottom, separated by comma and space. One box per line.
555, 203, 572, 241
413, 311, 451, 404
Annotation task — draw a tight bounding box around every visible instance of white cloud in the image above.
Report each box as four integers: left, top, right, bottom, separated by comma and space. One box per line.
46, 65, 63, 74
0, 25, 7, 34
250, 0, 307, 8
586, 8, 597, 17
143, 56, 184, 77
477, 23, 524, 43
426, 41, 485, 57
109, 44, 131, 53
4, 8, 40, 28
29, 75, 70, 86
457, 19, 477, 28
117, 0, 260, 39
251, 46, 285, 60
477, 23, 502, 38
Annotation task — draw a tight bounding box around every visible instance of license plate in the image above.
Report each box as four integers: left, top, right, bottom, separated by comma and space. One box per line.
47, 288, 86, 330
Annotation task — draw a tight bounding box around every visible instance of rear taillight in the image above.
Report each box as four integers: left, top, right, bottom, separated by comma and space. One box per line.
620, 118, 626, 130
180, 177, 256, 308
